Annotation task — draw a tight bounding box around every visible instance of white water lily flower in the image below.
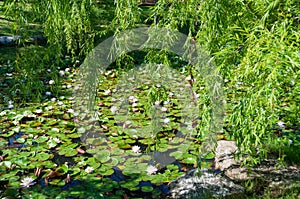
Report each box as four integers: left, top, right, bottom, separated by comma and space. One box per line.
45, 91, 51, 96
104, 89, 111, 95
49, 80, 55, 85
67, 84, 72, 89
132, 145, 141, 153
59, 70, 65, 76
47, 106, 53, 110
277, 121, 285, 128
65, 68, 70, 72
47, 140, 56, 148
129, 96, 138, 103
132, 103, 138, 107
20, 176, 36, 188
35, 109, 43, 114
8, 104, 14, 109
154, 101, 160, 106
161, 107, 167, 112
163, 118, 170, 124
53, 137, 61, 143
146, 165, 158, 175
67, 109, 74, 114
110, 106, 118, 114
47, 137, 61, 148
128, 96, 135, 101
58, 101, 64, 106
123, 120, 132, 129
51, 97, 56, 102
85, 166, 94, 174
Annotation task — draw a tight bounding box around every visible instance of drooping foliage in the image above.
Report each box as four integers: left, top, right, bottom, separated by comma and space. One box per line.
2, 0, 299, 164
110, 0, 300, 164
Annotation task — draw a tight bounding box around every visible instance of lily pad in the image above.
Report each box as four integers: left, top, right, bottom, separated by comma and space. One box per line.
95, 150, 110, 163
181, 154, 197, 165
98, 165, 114, 176
170, 151, 184, 160
59, 148, 78, 157
141, 185, 153, 192
36, 152, 52, 161
120, 180, 139, 191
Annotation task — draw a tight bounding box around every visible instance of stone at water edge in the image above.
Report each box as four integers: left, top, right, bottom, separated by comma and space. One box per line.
168, 169, 245, 199
0, 35, 47, 46
214, 140, 241, 171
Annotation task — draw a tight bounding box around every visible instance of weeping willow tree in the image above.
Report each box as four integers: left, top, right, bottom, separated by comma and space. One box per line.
2, 0, 99, 102
110, 0, 300, 165
3, 0, 96, 58
2, 0, 299, 164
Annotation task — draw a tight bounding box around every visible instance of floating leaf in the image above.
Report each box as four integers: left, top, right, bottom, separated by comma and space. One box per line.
36, 152, 51, 161
182, 154, 197, 165
120, 180, 139, 191
95, 150, 110, 163
170, 151, 183, 160
98, 165, 114, 176
59, 148, 78, 157
141, 185, 153, 192
36, 136, 49, 143
204, 152, 215, 159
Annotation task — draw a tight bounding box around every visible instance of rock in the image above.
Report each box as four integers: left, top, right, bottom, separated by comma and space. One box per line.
0, 36, 22, 46
225, 159, 300, 187
167, 140, 300, 198
0, 35, 47, 46
168, 169, 245, 199
214, 140, 240, 171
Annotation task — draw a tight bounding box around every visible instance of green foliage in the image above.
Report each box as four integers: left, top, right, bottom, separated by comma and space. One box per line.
0, 0, 299, 197
33, 0, 95, 58
110, 0, 300, 165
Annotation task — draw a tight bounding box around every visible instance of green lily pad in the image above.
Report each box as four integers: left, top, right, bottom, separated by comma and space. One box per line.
182, 154, 197, 165
170, 151, 184, 160
58, 148, 78, 157
122, 166, 141, 176
16, 137, 25, 143
116, 140, 131, 149
95, 150, 110, 163
141, 185, 153, 192
35, 136, 49, 143
204, 152, 215, 159
36, 152, 52, 161
139, 138, 154, 145
100, 180, 119, 192
98, 165, 114, 176
120, 180, 139, 191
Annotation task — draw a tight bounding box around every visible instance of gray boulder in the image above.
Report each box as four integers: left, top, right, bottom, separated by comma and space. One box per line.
168, 168, 245, 199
